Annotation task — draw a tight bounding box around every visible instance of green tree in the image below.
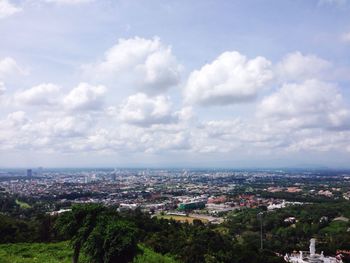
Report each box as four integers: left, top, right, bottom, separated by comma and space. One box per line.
84, 219, 138, 263
55, 204, 105, 263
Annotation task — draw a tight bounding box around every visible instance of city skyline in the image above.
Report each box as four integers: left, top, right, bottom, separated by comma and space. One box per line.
1, 0, 350, 168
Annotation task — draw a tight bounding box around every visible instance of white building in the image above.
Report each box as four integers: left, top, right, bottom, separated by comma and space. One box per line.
284, 238, 342, 263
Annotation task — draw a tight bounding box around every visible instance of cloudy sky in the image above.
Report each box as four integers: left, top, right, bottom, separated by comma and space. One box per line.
1, 0, 350, 168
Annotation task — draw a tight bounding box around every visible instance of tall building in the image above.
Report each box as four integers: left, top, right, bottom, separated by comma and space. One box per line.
111, 173, 117, 182
26, 169, 32, 177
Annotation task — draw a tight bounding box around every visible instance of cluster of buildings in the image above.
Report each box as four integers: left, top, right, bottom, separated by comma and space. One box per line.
0, 168, 301, 217
1, 168, 349, 220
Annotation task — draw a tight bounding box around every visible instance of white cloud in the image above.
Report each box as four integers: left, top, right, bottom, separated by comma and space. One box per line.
13, 83, 61, 106
0, 57, 26, 78
341, 32, 350, 43
285, 131, 350, 152
44, 0, 93, 5
190, 119, 287, 154
0, 82, 5, 96
276, 52, 332, 81
143, 131, 191, 153
31, 115, 92, 138
63, 82, 106, 111
176, 106, 194, 122
1, 42, 350, 160
0, 0, 21, 19
83, 37, 182, 95
6, 111, 29, 127
119, 93, 176, 127
184, 51, 273, 106
0, 110, 96, 151
258, 79, 350, 130
318, 0, 347, 6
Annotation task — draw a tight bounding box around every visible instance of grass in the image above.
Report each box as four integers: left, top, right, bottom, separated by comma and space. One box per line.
157, 215, 208, 224
134, 245, 179, 263
15, 199, 31, 209
0, 241, 88, 263
0, 242, 177, 263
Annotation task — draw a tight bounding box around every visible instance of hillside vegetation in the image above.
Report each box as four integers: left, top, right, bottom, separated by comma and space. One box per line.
0, 242, 85, 263
0, 242, 177, 263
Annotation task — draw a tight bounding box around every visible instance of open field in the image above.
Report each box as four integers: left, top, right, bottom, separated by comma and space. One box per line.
15, 199, 31, 209
157, 214, 209, 223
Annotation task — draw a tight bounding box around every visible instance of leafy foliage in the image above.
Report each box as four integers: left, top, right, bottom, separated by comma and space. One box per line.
1, 201, 350, 262
0, 241, 89, 263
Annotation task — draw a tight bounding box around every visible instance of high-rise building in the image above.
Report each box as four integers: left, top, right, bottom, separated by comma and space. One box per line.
111, 173, 117, 181
27, 169, 32, 177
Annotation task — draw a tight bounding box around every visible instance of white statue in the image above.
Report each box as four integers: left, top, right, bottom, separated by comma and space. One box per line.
310, 238, 316, 256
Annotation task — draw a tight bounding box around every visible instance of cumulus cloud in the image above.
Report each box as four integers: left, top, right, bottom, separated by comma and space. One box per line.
341, 32, 350, 43
0, 111, 29, 149
276, 52, 332, 81
0, 57, 26, 78
0, 0, 21, 19
119, 93, 177, 127
44, 0, 93, 5
30, 115, 92, 138
143, 131, 191, 153
285, 131, 347, 152
0, 82, 108, 151
83, 37, 182, 95
0, 82, 5, 96
13, 83, 61, 106
1, 42, 350, 159
5, 111, 29, 127
184, 51, 273, 106
190, 119, 289, 154
258, 79, 350, 130
0, 110, 95, 151
318, 0, 347, 6
63, 82, 106, 111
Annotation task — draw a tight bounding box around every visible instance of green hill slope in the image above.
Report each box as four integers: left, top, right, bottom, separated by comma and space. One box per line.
0, 242, 178, 263
0, 242, 81, 263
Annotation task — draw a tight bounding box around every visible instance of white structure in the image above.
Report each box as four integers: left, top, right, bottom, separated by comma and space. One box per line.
118, 203, 139, 212
284, 238, 342, 263
310, 238, 316, 257
49, 208, 71, 216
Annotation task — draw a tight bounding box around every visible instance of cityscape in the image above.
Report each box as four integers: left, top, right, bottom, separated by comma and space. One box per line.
1, 0, 350, 262
1, 167, 350, 262
2, 168, 350, 216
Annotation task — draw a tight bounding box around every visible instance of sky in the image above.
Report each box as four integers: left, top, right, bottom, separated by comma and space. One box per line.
1, 0, 350, 168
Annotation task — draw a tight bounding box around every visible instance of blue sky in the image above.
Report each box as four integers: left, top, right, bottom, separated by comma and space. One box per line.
0, 0, 350, 168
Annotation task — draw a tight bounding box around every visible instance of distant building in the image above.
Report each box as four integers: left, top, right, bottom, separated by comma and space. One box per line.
208, 196, 227, 204
284, 238, 342, 263
111, 173, 117, 182
26, 169, 32, 177
118, 203, 139, 212
178, 200, 206, 211
84, 175, 91, 184
49, 209, 71, 216
37, 167, 43, 175
284, 217, 296, 224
